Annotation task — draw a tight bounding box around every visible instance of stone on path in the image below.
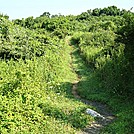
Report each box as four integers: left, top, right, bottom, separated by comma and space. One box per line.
86, 108, 105, 119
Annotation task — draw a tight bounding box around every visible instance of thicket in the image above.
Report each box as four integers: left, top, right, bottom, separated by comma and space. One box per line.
71, 12, 134, 98
71, 10, 134, 134
0, 16, 92, 133
0, 6, 134, 133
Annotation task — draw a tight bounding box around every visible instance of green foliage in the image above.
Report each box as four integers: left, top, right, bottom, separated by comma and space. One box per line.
70, 8, 134, 134
38, 102, 91, 129
0, 15, 93, 133
0, 6, 134, 134
40, 12, 51, 18
0, 13, 9, 19
0, 47, 91, 133
0, 18, 48, 60
71, 16, 133, 97
77, 6, 128, 21
70, 38, 134, 134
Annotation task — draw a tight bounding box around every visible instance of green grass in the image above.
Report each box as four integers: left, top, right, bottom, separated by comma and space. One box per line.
0, 38, 94, 134
1, 15, 133, 133
70, 41, 134, 134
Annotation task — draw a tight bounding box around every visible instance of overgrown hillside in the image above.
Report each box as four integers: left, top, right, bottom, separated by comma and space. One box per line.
0, 16, 94, 134
0, 6, 134, 133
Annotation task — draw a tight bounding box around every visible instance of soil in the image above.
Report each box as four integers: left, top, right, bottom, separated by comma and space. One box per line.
72, 80, 116, 134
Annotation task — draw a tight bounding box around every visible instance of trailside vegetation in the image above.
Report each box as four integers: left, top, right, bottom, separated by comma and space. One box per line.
0, 6, 134, 133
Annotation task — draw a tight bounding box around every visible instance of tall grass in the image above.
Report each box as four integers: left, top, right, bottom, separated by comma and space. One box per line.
71, 27, 134, 133
0, 18, 93, 133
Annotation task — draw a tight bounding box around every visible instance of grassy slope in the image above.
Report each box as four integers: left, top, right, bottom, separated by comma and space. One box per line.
0, 37, 95, 133
70, 40, 134, 134
1, 16, 133, 133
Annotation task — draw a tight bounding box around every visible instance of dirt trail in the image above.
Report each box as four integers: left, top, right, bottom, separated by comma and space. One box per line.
65, 37, 116, 133
72, 80, 115, 134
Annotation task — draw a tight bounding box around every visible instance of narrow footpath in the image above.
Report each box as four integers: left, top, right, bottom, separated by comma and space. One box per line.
67, 37, 116, 134
72, 81, 115, 134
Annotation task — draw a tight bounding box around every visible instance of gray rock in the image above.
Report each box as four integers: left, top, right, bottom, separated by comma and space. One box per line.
86, 108, 105, 119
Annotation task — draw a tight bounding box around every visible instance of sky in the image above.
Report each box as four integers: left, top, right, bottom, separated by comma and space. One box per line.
0, 0, 134, 20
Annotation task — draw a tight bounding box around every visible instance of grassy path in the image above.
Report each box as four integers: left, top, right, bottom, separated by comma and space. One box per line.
67, 37, 116, 133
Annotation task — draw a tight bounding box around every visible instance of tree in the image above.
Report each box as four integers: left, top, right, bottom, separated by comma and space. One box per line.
40, 12, 51, 18
0, 13, 9, 19
77, 12, 89, 20
25, 16, 34, 28
99, 6, 121, 16
92, 8, 100, 16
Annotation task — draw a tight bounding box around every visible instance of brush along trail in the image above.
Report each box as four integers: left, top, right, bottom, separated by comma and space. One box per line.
72, 80, 115, 134
66, 37, 116, 134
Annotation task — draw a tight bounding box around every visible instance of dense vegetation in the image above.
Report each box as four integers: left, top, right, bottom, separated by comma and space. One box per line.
0, 6, 134, 133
